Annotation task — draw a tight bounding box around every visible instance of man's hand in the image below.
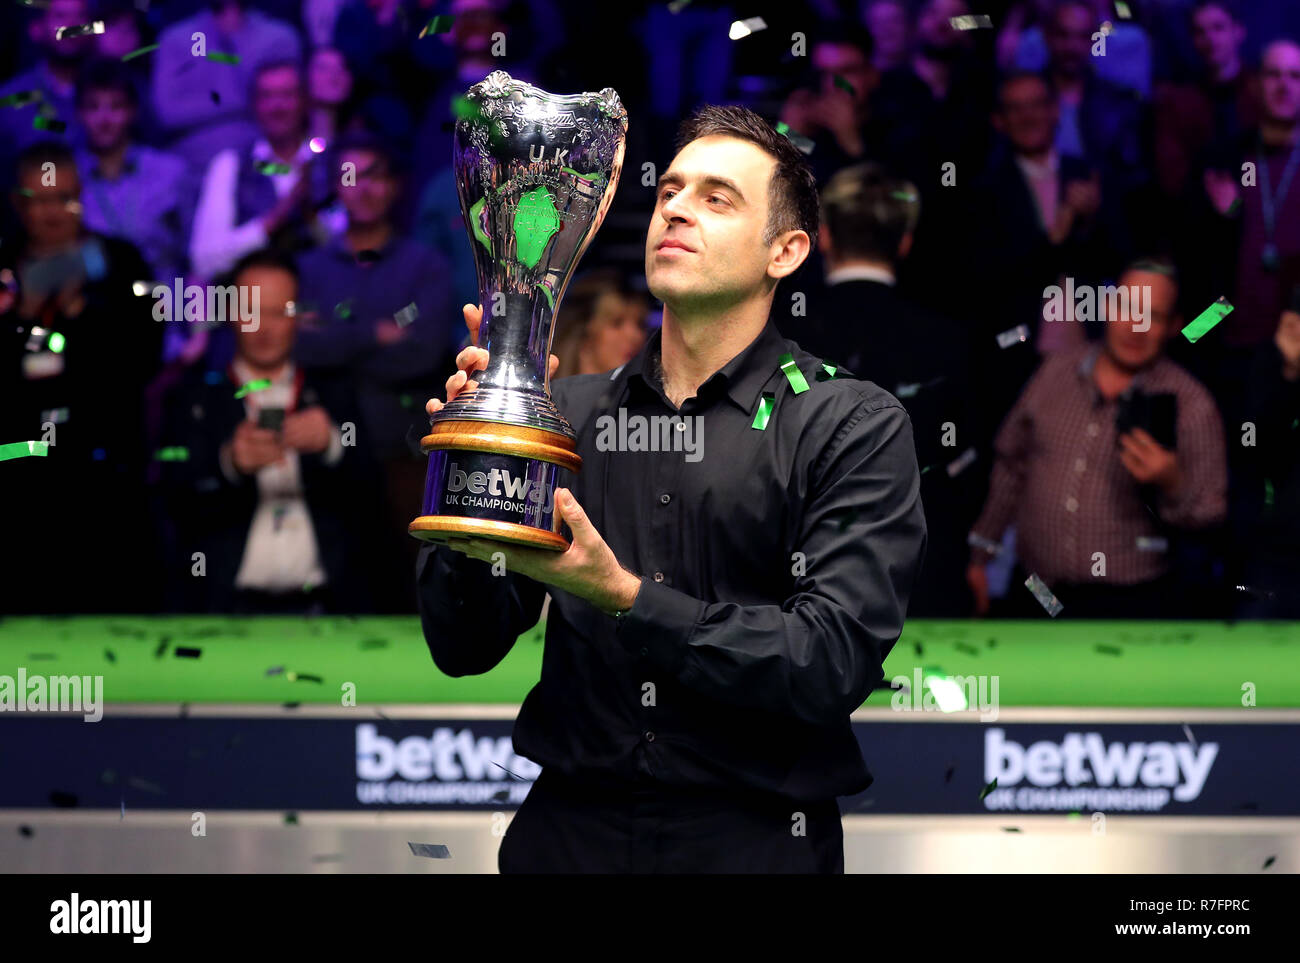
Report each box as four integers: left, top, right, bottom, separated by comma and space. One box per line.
425, 303, 560, 417
1063, 172, 1102, 220
1119, 428, 1181, 493
444, 487, 641, 615
282, 405, 334, 454
1276, 309, 1300, 380
228, 419, 286, 474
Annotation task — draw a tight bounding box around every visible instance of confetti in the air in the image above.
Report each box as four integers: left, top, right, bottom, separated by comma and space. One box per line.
1182, 296, 1233, 343
54, 20, 104, 39
32, 114, 66, 132
1025, 573, 1064, 617
234, 379, 271, 399
408, 842, 451, 859
949, 14, 993, 30
256, 161, 292, 176
729, 16, 767, 40
394, 302, 419, 327
419, 14, 454, 37
0, 90, 42, 108
979, 778, 998, 801
996, 324, 1030, 349
120, 43, 159, 62
0, 441, 49, 461
174, 646, 202, 658
774, 121, 815, 154
206, 51, 241, 65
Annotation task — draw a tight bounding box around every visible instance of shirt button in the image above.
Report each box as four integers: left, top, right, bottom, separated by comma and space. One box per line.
659, 493, 671, 504
1065, 496, 1079, 512
1086, 423, 1099, 437
653, 572, 664, 582
644, 731, 656, 742
1075, 458, 1086, 473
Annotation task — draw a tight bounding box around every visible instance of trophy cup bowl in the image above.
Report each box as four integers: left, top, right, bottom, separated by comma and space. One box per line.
409, 71, 628, 550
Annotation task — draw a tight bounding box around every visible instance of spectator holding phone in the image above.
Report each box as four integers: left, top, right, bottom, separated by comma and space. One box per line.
158, 250, 376, 613
966, 259, 1227, 618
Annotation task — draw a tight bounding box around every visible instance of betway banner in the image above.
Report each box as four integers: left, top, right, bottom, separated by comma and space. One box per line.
0, 717, 1292, 815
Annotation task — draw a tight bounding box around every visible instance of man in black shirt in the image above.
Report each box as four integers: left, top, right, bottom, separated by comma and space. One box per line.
418, 105, 926, 873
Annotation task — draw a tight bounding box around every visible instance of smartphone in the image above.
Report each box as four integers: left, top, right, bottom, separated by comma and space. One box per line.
1116, 391, 1178, 450
258, 407, 286, 431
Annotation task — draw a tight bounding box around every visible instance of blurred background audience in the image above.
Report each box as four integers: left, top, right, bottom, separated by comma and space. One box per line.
3, 0, 1297, 619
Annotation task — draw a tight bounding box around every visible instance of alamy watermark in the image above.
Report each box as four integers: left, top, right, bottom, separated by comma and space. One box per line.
151, 279, 260, 332
1043, 278, 1151, 332
0, 669, 103, 722
594, 409, 704, 462
891, 669, 1000, 722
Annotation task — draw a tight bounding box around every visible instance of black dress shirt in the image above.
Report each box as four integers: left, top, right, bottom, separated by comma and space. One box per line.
417, 319, 926, 801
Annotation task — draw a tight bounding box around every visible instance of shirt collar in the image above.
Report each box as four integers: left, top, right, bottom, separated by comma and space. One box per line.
826, 263, 896, 286
1077, 343, 1153, 399
1015, 148, 1059, 181
252, 138, 311, 166
622, 318, 789, 415
83, 145, 141, 179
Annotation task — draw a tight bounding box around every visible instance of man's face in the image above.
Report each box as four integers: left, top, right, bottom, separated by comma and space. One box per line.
37, 0, 93, 60
253, 66, 305, 142
1191, 5, 1244, 75
235, 266, 296, 367
78, 88, 133, 153
1260, 42, 1300, 126
813, 41, 876, 106
997, 76, 1058, 155
1104, 270, 1176, 370
864, 0, 908, 63
915, 0, 968, 51
646, 135, 788, 311
15, 163, 82, 249
338, 149, 396, 226
308, 47, 352, 106
1046, 2, 1095, 78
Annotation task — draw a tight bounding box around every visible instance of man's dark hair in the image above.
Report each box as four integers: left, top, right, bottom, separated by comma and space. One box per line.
820, 163, 919, 266
15, 140, 78, 181
673, 104, 820, 252
230, 248, 300, 288
1125, 256, 1179, 287
996, 69, 1057, 108
250, 57, 304, 99
331, 129, 402, 176
75, 57, 138, 109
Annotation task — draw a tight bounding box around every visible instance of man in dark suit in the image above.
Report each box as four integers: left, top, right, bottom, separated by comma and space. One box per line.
787, 162, 979, 616
964, 70, 1129, 435
158, 250, 377, 613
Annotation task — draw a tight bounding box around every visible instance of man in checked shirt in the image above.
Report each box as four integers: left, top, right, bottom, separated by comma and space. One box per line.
418, 105, 926, 873
967, 259, 1228, 619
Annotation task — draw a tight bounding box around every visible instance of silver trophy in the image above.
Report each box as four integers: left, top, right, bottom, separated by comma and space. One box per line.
409, 71, 627, 550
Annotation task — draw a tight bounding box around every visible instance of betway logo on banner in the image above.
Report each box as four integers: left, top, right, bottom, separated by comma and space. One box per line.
354, 724, 539, 806
981, 728, 1219, 812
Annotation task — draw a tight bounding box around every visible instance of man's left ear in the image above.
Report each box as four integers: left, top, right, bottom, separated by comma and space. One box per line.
768, 230, 811, 281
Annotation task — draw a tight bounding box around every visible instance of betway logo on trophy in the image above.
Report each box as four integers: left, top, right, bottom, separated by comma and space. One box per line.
409, 71, 627, 550
445, 461, 556, 515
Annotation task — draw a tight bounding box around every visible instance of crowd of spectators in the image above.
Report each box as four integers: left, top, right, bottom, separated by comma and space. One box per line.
2, 0, 1298, 618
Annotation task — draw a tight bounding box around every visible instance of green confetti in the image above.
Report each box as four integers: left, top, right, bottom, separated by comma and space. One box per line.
234, 379, 271, 399
751, 392, 775, 430
0, 90, 42, 108
1182, 297, 1233, 343
1265, 478, 1274, 507
120, 43, 158, 62
333, 300, 353, 320
32, 113, 65, 132
1095, 644, 1123, 656
153, 446, 190, 462
1263, 855, 1276, 870
832, 74, 855, 96
419, 14, 454, 37
47, 331, 65, 353
206, 51, 241, 64
778, 353, 809, 394
0, 441, 49, 461
815, 362, 839, 381
890, 190, 918, 203
979, 778, 998, 801
284, 812, 299, 825
256, 161, 292, 176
